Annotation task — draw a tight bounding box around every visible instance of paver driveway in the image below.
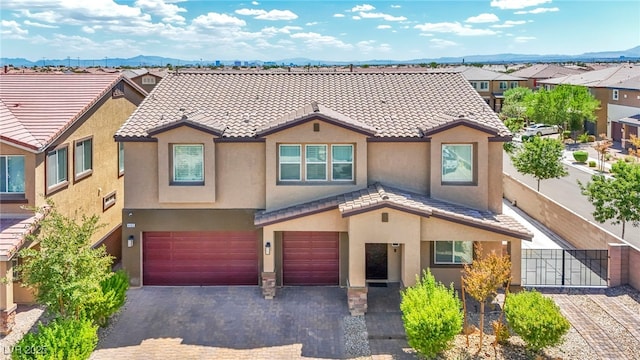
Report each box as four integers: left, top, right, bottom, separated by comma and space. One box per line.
91, 286, 349, 360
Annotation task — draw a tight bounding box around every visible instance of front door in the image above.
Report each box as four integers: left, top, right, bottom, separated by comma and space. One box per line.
365, 243, 388, 280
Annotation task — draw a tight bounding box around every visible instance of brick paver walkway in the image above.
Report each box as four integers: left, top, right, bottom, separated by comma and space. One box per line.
589, 294, 640, 344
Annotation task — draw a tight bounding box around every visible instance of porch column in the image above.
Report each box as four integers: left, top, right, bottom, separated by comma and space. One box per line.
510, 239, 522, 286
401, 243, 421, 287
0, 261, 16, 335
261, 227, 276, 299
347, 240, 367, 315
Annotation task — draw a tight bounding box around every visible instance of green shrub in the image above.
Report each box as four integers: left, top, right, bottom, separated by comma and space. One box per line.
572, 150, 588, 163
504, 290, 570, 352
624, 155, 636, 163
588, 160, 597, 167
587, 135, 596, 142
400, 269, 463, 358
578, 132, 590, 143
604, 153, 612, 161
84, 270, 129, 327
562, 130, 571, 139
13, 318, 97, 360
492, 320, 510, 345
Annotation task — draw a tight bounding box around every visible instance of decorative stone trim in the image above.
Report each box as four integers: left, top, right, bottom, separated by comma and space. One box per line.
347, 287, 368, 316
261, 272, 276, 299
0, 305, 17, 335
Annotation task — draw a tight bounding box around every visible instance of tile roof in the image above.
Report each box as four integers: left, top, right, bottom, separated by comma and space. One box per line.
254, 183, 533, 240
510, 64, 586, 79
0, 73, 146, 151
611, 75, 640, 90
454, 66, 526, 81
116, 71, 510, 140
0, 207, 49, 261
540, 65, 640, 87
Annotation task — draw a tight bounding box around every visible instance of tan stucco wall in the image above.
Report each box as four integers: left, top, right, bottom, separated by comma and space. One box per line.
0, 144, 36, 216
429, 126, 498, 211
592, 87, 608, 136
37, 94, 135, 246
367, 142, 429, 194
124, 141, 266, 209
421, 217, 518, 242
154, 127, 217, 205
121, 209, 258, 286
347, 208, 421, 287
264, 120, 368, 210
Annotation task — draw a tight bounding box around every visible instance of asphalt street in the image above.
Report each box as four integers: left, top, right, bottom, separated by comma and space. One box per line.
502, 152, 640, 248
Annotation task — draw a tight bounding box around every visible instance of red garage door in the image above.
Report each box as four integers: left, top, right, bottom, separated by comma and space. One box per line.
143, 231, 258, 286
283, 231, 339, 285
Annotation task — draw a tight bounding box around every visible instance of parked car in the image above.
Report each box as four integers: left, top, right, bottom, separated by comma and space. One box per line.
523, 123, 559, 136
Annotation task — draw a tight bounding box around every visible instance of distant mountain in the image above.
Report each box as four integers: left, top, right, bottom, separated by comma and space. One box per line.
2, 46, 639, 68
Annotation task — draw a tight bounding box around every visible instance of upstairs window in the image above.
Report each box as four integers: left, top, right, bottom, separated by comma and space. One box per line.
510, 81, 519, 89
434, 241, 473, 265
172, 144, 204, 184
479, 82, 489, 90
499, 81, 507, 90
0, 155, 25, 194
46, 146, 68, 190
332, 145, 354, 181
74, 137, 93, 181
613, 89, 619, 100
442, 144, 475, 184
118, 142, 124, 176
279, 145, 302, 181
141, 76, 156, 85
305, 145, 327, 181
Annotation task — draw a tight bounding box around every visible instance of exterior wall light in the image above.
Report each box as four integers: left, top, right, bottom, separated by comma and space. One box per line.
265, 241, 271, 255
128, 235, 134, 248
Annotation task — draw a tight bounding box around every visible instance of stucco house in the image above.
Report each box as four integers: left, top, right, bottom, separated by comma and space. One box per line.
0, 73, 146, 333
116, 71, 532, 315
454, 66, 528, 113
510, 63, 586, 90
606, 75, 640, 147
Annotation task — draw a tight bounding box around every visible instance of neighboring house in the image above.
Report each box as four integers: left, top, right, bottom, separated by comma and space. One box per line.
606, 75, 640, 147
116, 71, 533, 315
121, 68, 166, 93
539, 64, 640, 137
454, 66, 527, 113
510, 64, 586, 90
0, 73, 146, 334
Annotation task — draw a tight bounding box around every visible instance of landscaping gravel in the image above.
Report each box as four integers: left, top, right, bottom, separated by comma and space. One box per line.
343, 315, 371, 358
0, 305, 44, 360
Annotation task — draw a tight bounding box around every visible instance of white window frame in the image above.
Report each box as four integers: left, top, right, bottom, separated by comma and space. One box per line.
613, 89, 619, 101
479, 81, 489, 90
470, 81, 478, 90
441, 143, 474, 184
0, 155, 25, 194
118, 142, 124, 176
434, 241, 473, 265
499, 81, 507, 90
305, 145, 327, 181
510, 81, 519, 89
331, 144, 354, 181
74, 137, 92, 179
46, 146, 68, 190
141, 75, 156, 85
279, 144, 302, 181
172, 144, 204, 184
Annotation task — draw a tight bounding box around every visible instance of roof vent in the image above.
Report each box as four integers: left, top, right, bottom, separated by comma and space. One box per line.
311, 101, 319, 113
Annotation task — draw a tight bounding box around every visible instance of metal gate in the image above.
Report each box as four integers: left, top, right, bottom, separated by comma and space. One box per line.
521, 249, 608, 287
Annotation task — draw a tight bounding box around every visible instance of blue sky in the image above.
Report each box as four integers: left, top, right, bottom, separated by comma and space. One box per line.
1, 0, 638, 62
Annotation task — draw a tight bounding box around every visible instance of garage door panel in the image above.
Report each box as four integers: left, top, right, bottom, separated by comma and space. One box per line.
143, 231, 258, 286
283, 231, 339, 285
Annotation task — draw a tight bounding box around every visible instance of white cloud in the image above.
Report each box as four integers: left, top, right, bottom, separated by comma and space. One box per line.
23, 20, 58, 28
465, 13, 499, 23
430, 38, 457, 48
261, 25, 302, 36
377, 24, 392, 29
356, 40, 391, 53
352, 16, 361, 20
306, 21, 318, 26
351, 4, 375, 12
490, 0, 551, 9
515, 36, 536, 42
414, 22, 497, 36
252, 1, 259, 4
491, 20, 527, 28
333, 13, 345, 18
358, 12, 407, 21
290, 32, 352, 49
134, 0, 186, 24
1, 19, 28, 39
192, 13, 246, 28
391, 4, 401, 8
235, 8, 298, 21
82, 25, 96, 33
516, 7, 559, 14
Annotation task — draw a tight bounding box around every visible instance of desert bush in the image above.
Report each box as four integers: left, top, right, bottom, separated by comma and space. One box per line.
504, 290, 570, 352
83, 270, 129, 327
562, 130, 571, 139
13, 318, 97, 360
573, 150, 588, 163
492, 320, 510, 345
578, 132, 590, 143
588, 160, 597, 167
587, 135, 596, 142
401, 269, 463, 359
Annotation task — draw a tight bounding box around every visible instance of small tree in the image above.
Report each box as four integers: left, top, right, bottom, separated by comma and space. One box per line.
462, 245, 511, 351
510, 136, 568, 191
400, 269, 463, 359
17, 205, 114, 319
504, 290, 570, 352
593, 133, 612, 172
525, 85, 599, 135
578, 160, 640, 239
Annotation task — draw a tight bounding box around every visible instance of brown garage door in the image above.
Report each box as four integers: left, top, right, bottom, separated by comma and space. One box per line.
143, 231, 258, 286
283, 231, 339, 285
